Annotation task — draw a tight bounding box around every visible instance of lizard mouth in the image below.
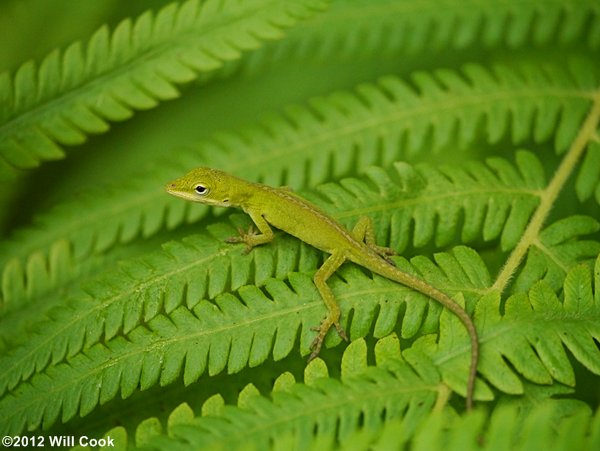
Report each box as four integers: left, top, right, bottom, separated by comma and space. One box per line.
164, 184, 197, 201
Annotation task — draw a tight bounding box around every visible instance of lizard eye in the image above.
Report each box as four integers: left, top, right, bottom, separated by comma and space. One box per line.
194, 184, 209, 195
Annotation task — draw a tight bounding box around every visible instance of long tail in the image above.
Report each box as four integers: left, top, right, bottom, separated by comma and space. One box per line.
375, 261, 478, 410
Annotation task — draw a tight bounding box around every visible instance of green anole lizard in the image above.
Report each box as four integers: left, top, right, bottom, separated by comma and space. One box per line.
166, 168, 478, 409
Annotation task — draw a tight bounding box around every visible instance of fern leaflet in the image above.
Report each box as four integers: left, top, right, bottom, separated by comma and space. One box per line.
576, 141, 600, 201
337, 400, 599, 451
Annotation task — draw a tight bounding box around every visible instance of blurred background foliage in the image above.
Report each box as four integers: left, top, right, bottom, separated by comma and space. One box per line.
5, 0, 593, 231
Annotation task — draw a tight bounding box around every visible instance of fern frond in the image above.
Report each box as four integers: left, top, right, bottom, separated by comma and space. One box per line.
150, 365, 436, 451
2, 0, 599, 444
335, 401, 598, 451
312, 150, 544, 251
0, 172, 206, 308
82, 383, 600, 451
0, 224, 320, 395
71, 336, 404, 449
0, 278, 439, 435
2, 55, 592, 307
0, 0, 327, 173
235, 0, 600, 79
420, 256, 600, 398
0, 244, 492, 434
59, 342, 599, 450
512, 215, 600, 293
0, 232, 176, 347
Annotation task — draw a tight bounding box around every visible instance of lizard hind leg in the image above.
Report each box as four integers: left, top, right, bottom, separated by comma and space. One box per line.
308, 251, 349, 361
352, 216, 396, 263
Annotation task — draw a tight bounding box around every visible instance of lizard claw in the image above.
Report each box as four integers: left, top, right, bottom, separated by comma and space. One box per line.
335, 323, 349, 342
308, 335, 323, 362
307, 319, 348, 361
225, 228, 243, 244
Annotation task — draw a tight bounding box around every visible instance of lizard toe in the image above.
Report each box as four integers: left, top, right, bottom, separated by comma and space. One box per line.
334, 323, 348, 341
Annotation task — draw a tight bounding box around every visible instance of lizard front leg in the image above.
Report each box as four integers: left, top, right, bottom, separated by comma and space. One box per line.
309, 251, 349, 361
226, 210, 274, 253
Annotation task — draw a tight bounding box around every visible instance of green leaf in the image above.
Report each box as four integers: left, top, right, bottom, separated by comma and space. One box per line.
423, 258, 600, 399
513, 215, 600, 293
313, 150, 544, 252
148, 362, 436, 451
0, 0, 328, 172
0, 244, 487, 434
345, 401, 598, 451
0, 225, 320, 395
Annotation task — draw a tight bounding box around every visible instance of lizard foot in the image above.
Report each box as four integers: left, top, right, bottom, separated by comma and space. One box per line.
226, 225, 258, 254
308, 318, 348, 361
369, 244, 397, 265
308, 334, 323, 362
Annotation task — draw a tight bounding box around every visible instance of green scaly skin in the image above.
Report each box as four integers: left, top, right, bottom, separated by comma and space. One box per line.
166, 167, 478, 410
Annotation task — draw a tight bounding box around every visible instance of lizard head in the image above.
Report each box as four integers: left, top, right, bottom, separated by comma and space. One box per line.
165, 167, 238, 207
